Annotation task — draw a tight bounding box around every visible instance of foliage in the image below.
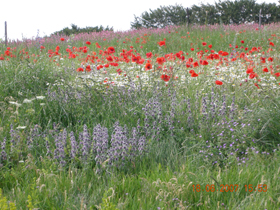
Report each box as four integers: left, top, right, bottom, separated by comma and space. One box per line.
131, 4, 188, 29
131, 0, 280, 29
96, 188, 119, 210
51, 24, 114, 37
0, 189, 16, 210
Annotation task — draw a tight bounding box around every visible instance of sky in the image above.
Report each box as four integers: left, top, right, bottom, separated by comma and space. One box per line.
0, 0, 278, 42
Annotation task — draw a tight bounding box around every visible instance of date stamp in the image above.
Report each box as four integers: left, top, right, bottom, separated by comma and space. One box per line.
192, 184, 267, 192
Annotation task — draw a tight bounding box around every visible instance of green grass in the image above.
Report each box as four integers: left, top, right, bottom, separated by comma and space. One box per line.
0, 23, 280, 209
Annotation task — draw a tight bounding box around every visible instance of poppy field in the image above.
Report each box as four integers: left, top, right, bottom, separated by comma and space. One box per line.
0, 22, 280, 209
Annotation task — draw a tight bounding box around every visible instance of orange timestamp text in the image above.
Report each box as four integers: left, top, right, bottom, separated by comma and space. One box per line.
192, 184, 267, 193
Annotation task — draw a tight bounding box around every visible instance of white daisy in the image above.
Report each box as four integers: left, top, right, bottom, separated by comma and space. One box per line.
16, 126, 26, 129
23, 99, 33, 103
9, 101, 22, 107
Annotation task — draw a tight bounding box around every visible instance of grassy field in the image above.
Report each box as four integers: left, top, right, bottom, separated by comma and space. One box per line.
0, 22, 280, 210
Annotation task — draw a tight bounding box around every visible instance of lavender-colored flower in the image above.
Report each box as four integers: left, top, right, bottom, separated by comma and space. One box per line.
45, 137, 51, 156
54, 131, 66, 167
26, 136, 33, 150
138, 136, 146, 155
187, 98, 194, 126
0, 137, 7, 161
81, 124, 91, 162
70, 131, 78, 159
62, 128, 67, 148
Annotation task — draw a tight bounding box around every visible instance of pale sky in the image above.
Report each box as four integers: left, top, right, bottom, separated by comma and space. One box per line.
1, 0, 278, 42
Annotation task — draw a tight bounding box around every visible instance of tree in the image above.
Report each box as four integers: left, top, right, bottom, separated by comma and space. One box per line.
256, 2, 279, 24
131, 0, 280, 29
189, 3, 221, 25
214, 0, 257, 24
215, 0, 280, 25
130, 4, 188, 29
50, 24, 113, 37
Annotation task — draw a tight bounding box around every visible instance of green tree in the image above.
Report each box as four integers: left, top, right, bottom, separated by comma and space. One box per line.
131, 0, 280, 29
50, 24, 113, 37
130, 4, 188, 29
189, 3, 220, 25
255, 2, 280, 24
215, 0, 280, 25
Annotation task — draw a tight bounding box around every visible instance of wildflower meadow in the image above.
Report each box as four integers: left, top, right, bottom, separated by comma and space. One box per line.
0, 22, 280, 209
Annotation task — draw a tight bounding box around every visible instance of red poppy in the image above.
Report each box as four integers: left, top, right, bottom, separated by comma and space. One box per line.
260, 57, 266, 63
193, 61, 199, 67
275, 72, 280, 77
269, 42, 274, 47
215, 80, 223, 85
249, 72, 258, 79
191, 48, 194, 51
268, 57, 273, 62
137, 58, 144, 65
262, 67, 268, 72
106, 56, 113, 62
107, 47, 115, 54
104, 64, 109, 68
96, 43, 101, 48
76, 67, 84, 72
60, 38, 65, 41
131, 56, 139, 62
158, 41, 166, 46
241, 40, 244, 44
156, 57, 165, 65
208, 44, 212, 48
86, 41, 91, 45
175, 52, 181, 58
254, 83, 260, 89
222, 51, 229, 56
201, 60, 208, 65
246, 68, 254, 74
160, 74, 170, 82
189, 70, 195, 74
202, 42, 207, 46
191, 72, 198, 77
145, 63, 152, 70
214, 54, 220, 59
146, 52, 153, 58
86, 65, 91, 72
